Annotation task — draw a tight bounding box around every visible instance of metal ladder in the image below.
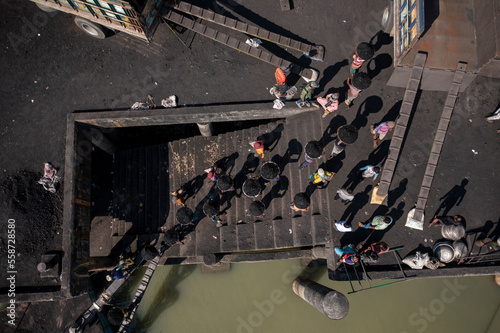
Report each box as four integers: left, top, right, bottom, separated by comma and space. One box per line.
377, 52, 427, 197
342, 247, 413, 294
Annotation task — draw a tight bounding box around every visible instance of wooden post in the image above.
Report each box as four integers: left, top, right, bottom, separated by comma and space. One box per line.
197, 122, 213, 137
292, 278, 349, 320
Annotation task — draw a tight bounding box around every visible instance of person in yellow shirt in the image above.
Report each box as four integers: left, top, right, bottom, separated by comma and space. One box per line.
309, 168, 334, 188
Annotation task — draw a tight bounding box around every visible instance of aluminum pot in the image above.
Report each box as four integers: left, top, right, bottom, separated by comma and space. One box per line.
453, 240, 468, 259
433, 241, 456, 263
441, 224, 465, 241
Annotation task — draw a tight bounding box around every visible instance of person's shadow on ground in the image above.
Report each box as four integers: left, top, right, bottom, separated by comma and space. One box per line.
261, 175, 288, 212
350, 95, 384, 130
273, 139, 302, 173
316, 59, 349, 96
366, 53, 393, 79
433, 178, 468, 216
320, 115, 346, 147
258, 123, 284, 153
340, 185, 372, 225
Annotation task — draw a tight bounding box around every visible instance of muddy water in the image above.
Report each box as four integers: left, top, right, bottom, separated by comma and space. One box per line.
116, 259, 500, 333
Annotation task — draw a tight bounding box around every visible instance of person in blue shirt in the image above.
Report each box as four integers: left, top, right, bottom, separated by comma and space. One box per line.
359, 165, 380, 181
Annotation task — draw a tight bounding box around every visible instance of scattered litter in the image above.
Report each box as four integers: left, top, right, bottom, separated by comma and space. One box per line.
31, 100, 34, 103
273, 99, 285, 110
182, 141, 186, 144
402, 251, 429, 269
161, 95, 177, 108
245, 38, 262, 48
343, 20, 346, 23
469, 119, 472, 122
37, 34, 40, 37
472, 149, 478, 155
212, 235, 217, 239
288, 228, 292, 234
131, 102, 149, 110
154, 82, 158, 85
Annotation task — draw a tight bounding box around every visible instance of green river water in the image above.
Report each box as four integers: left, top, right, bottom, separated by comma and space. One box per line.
114, 259, 500, 333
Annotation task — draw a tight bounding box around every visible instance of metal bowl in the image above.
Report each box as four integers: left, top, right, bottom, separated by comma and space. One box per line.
441, 224, 465, 241
433, 241, 456, 263
453, 240, 468, 259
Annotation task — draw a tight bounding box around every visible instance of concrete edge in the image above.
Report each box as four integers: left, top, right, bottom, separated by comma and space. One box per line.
71, 103, 317, 127
61, 113, 76, 298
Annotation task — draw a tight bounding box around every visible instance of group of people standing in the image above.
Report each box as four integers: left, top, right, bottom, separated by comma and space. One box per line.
166, 41, 399, 261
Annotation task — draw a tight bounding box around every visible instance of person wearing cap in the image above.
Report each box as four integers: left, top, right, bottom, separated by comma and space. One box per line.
371, 121, 395, 148
310, 168, 334, 188
358, 215, 393, 230
296, 81, 320, 108
249, 140, 265, 158
316, 92, 339, 118
350, 42, 375, 75
359, 165, 380, 181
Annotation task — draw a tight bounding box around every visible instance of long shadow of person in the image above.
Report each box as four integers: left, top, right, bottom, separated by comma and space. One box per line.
366, 53, 393, 79
320, 115, 347, 147
261, 175, 289, 212
340, 185, 372, 225
341, 160, 368, 191
273, 139, 303, 173
434, 178, 468, 216
258, 123, 284, 153
182, 152, 239, 201
388, 178, 408, 208
369, 30, 394, 52
368, 140, 390, 166
350, 95, 384, 130
316, 59, 349, 96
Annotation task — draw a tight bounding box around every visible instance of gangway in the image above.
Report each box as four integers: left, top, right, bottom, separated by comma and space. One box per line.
117, 252, 162, 332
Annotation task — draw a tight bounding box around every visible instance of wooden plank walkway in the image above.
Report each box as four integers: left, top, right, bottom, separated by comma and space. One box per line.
412, 62, 467, 222
377, 52, 427, 197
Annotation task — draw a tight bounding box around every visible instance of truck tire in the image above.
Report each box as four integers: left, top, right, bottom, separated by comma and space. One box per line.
381, 0, 394, 35
74, 17, 108, 39
36, 3, 58, 12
